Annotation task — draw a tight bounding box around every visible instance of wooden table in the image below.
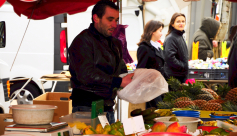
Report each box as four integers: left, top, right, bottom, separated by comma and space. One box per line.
39, 74, 70, 93
196, 80, 228, 89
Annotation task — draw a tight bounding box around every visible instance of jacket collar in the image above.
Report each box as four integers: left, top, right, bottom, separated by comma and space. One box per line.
140, 41, 156, 50
139, 41, 163, 58
150, 40, 161, 49
172, 28, 185, 36
88, 23, 112, 41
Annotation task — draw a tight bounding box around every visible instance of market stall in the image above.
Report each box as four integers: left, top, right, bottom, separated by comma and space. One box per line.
3, 68, 237, 136
2, 0, 237, 135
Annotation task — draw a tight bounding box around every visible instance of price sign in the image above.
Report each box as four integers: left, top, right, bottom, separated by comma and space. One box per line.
122, 115, 145, 135
98, 115, 109, 128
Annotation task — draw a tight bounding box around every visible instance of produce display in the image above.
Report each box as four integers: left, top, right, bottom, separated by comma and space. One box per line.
31, 74, 237, 136
131, 108, 175, 125
68, 120, 126, 135
222, 119, 237, 126
169, 117, 179, 121
129, 76, 237, 135
211, 112, 235, 116
151, 122, 187, 133
157, 77, 237, 112
199, 120, 217, 126
128, 58, 229, 71
189, 58, 228, 69
67, 121, 89, 134
154, 109, 174, 117
202, 128, 230, 135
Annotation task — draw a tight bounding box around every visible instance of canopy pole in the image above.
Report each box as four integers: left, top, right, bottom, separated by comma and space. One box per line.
142, 1, 145, 28
118, 0, 122, 24
117, 0, 122, 122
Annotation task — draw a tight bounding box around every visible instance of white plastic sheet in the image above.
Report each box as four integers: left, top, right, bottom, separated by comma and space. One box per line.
117, 68, 168, 104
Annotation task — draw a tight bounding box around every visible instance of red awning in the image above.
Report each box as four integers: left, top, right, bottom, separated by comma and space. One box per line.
0, 0, 6, 8
6, 0, 107, 20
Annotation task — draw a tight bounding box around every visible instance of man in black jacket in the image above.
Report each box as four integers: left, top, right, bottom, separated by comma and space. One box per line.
68, 0, 134, 124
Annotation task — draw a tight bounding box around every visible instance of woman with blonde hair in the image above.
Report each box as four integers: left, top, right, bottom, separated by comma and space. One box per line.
136, 20, 166, 108
163, 13, 188, 84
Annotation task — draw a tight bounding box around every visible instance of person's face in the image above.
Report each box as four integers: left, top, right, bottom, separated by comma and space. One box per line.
152, 26, 163, 41
94, 6, 119, 37
172, 16, 186, 31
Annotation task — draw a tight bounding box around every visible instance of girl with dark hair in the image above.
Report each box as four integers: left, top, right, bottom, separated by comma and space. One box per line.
136, 20, 166, 108
163, 13, 188, 84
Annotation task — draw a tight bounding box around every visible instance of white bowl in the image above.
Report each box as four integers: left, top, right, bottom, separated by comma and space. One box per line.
154, 116, 201, 132
9, 104, 57, 125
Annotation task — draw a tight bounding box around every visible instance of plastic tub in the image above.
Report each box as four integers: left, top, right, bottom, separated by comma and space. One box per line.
9, 104, 57, 125
175, 115, 200, 118
230, 116, 237, 119
59, 112, 107, 129
174, 113, 199, 116
59, 112, 92, 125
197, 126, 219, 132
172, 111, 200, 115
174, 113, 200, 116
141, 132, 192, 136
209, 114, 235, 119
154, 117, 201, 132
172, 111, 200, 118
217, 120, 237, 132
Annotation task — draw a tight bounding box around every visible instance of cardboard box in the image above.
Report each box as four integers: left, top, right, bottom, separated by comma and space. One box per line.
33, 92, 72, 122
0, 114, 14, 135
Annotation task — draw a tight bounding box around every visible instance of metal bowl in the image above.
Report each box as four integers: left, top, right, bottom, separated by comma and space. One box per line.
9, 104, 57, 125
154, 116, 201, 132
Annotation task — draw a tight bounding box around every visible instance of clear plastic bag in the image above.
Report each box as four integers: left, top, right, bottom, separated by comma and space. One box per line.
117, 68, 168, 104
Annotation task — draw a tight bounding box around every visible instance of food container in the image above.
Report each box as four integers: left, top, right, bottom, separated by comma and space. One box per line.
59, 111, 107, 129
197, 126, 219, 132
172, 111, 200, 118
141, 132, 192, 136
60, 112, 92, 125
230, 116, 237, 119
217, 120, 237, 132
210, 114, 236, 119
154, 116, 201, 132
9, 104, 57, 125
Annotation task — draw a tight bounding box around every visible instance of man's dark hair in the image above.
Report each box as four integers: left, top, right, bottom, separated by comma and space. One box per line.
92, 0, 119, 23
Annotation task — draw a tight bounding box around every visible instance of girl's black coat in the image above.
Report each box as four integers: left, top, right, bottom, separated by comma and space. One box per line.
163, 29, 188, 78
136, 41, 167, 78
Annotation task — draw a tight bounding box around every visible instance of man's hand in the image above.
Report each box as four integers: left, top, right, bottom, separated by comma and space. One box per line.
213, 40, 218, 48
120, 73, 134, 88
